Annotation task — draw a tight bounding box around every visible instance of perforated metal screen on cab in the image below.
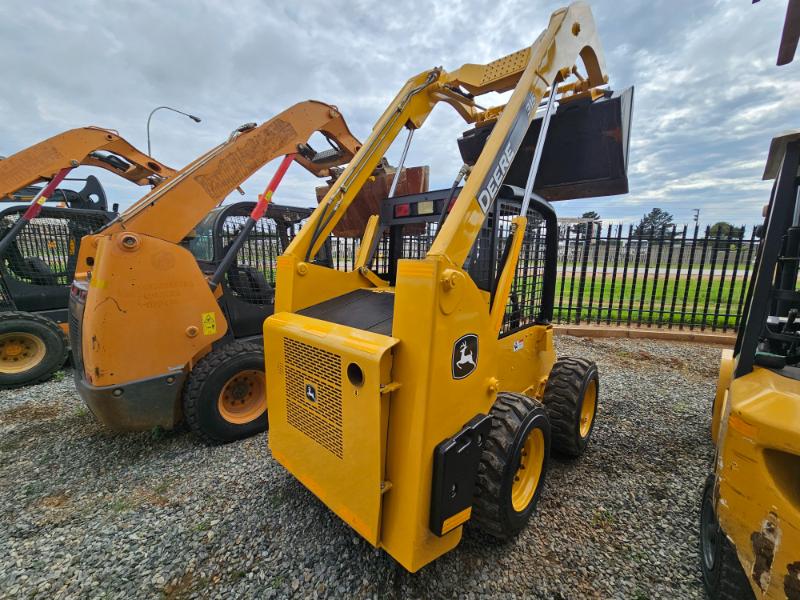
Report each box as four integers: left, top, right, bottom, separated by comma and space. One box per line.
0, 207, 111, 309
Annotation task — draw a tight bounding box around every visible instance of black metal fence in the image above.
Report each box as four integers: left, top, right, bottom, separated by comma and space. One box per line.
553, 223, 760, 332
329, 223, 760, 333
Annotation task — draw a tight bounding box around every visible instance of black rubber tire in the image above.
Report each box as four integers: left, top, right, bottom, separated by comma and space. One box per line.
472, 392, 551, 540
182, 340, 267, 445
700, 474, 755, 600
0, 311, 68, 389
542, 357, 599, 457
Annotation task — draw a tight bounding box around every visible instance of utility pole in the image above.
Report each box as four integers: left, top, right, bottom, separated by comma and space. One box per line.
692, 208, 700, 226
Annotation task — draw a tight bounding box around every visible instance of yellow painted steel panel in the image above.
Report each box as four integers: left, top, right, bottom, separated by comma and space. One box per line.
265, 312, 398, 546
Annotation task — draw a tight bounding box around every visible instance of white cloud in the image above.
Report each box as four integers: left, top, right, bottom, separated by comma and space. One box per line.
0, 0, 797, 228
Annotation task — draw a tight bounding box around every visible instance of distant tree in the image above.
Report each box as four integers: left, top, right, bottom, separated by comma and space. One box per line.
634, 208, 674, 236
709, 221, 744, 238
576, 210, 600, 236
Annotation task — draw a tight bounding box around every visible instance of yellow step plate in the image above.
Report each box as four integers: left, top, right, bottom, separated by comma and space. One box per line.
264, 312, 399, 546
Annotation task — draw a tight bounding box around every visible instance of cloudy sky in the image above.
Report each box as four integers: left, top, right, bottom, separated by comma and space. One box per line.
1, 0, 798, 227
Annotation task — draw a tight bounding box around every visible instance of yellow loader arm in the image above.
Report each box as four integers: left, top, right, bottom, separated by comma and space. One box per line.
0, 127, 175, 199
285, 1, 607, 272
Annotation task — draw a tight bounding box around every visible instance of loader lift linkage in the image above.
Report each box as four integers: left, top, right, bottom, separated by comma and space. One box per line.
264, 1, 632, 571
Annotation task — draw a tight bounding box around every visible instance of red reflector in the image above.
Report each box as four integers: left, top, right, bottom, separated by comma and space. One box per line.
394, 203, 410, 218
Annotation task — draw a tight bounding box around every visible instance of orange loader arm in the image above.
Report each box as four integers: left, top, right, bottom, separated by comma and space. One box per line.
0, 126, 175, 199
102, 100, 362, 244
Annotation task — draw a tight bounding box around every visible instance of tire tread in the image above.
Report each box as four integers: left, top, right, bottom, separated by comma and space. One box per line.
473, 392, 544, 540
182, 340, 264, 445
0, 310, 68, 389
542, 357, 598, 457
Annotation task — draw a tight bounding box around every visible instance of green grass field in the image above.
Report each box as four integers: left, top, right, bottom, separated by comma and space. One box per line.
551, 273, 748, 329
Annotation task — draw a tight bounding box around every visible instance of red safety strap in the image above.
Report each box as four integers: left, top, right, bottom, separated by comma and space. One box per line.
251, 154, 296, 221
23, 167, 72, 220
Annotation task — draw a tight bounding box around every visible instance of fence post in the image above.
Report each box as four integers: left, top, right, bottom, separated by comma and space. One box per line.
575, 221, 593, 325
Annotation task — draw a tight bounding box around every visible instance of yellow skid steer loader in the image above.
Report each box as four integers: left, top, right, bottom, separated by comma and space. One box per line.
264, 1, 633, 571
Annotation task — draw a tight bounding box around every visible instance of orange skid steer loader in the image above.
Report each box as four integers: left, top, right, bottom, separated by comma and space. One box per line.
70, 101, 406, 444
264, 1, 632, 571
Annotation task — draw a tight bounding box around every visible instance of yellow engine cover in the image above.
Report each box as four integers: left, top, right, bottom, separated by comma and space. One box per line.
264, 312, 398, 545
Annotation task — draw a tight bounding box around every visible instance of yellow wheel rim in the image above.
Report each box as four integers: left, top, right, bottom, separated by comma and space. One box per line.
217, 369, 266, 425
580, 379, 597, 438
0, 332, 46, 374
511, 427, 545, 512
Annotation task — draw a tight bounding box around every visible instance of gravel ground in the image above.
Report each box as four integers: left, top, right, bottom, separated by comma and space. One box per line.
0, 335, 722, 599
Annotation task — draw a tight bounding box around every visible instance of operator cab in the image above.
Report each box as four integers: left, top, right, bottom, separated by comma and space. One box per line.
299, 183, 558, 337
0, 177, 114, 315
183, 201, 313, 339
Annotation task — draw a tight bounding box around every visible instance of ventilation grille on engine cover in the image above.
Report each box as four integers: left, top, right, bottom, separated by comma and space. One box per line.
283, 337, 343, 458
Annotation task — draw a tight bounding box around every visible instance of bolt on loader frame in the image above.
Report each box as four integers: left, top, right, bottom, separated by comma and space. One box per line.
70, 101, 399, 444
700, 133, 800, 600
0, 128, 173, 387
264, 1, 632, 571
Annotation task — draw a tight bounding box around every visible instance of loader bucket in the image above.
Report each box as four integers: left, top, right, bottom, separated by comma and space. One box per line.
458, 87, 634, 201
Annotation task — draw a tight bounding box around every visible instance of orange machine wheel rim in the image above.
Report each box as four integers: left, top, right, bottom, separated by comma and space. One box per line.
217, 369, 266, 425
0, 332, 46, 373
511, 427, 545, 512
580, 380, 597, 438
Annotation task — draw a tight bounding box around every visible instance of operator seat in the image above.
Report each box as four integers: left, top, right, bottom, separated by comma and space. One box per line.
223, 240, 274, 306
228, 266, 274, 305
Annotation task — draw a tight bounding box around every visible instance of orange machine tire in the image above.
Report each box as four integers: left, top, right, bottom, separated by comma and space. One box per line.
182, 340, 268, 445
0, 311, 68, 389
542, 357, 599, 458
472, 392, 551, 540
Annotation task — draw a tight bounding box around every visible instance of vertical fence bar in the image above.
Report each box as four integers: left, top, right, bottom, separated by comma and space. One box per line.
680, 224, 700, 329
557, 225, 571, 323
658, 224, 677, 327
712, 228, 734, 331
607, 224, 623, 325
619, 224, 633, 326
586, 223, 602, 323
690, 225, 708, 329
668, 225, 688, 330
700, 226, 715, 331
647, 225, 667, 327
627, 225, 644, 327
636, 228, 652, 327
575, 222, 592, 325
566, 227, 581, 324
735, 227, 759, 331
597, 223, 613, 324
722, 227, 745, 333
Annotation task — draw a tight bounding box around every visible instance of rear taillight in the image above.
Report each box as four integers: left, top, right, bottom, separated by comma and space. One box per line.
394, 203, 410, 218
70, 283, 88, 301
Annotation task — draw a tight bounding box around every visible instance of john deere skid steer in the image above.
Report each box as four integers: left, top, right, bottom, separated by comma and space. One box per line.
0, 128, 173, 387
263, 2, 632, 571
